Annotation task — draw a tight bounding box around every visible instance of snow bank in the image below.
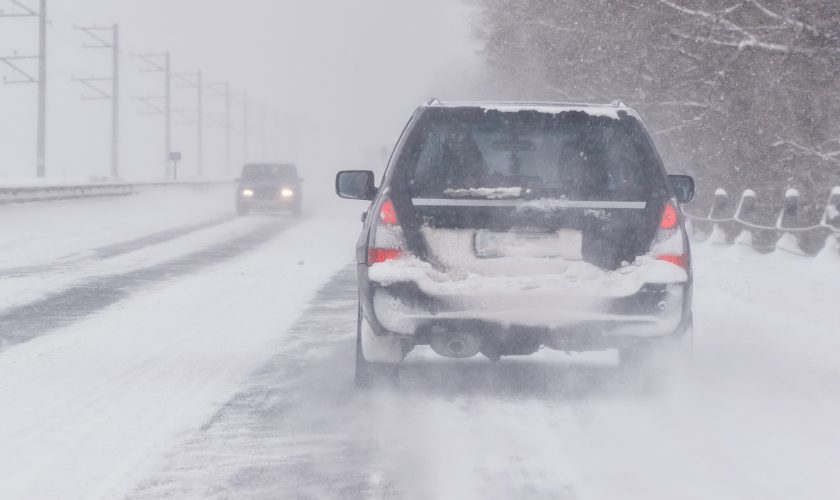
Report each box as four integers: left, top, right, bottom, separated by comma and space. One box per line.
708, 224, 729, 245
826, 203, 839, 221
775, 232, 804, 255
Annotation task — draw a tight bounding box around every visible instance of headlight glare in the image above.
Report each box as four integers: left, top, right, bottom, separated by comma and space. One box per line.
241, 189, 254, 197
281, 188, 294, 198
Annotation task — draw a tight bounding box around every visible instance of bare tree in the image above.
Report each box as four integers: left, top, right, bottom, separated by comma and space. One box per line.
474, 0, 840, 201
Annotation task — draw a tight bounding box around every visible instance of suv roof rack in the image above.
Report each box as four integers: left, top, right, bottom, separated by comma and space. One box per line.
424, 99, 630, 109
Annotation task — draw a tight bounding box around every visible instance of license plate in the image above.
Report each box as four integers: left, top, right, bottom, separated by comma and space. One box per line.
474, 229, 583, 259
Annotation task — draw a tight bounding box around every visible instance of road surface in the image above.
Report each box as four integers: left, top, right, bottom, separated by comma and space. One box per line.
0, 186, 838, 499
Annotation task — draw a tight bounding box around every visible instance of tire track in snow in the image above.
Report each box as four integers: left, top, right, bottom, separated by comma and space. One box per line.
0, 214, 236, 278
129, 266, 390, 499
0, 218, 294, 350
129, 266, 615, 500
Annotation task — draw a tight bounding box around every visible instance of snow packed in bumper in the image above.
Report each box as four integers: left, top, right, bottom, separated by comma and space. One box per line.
367, 256, 687, 339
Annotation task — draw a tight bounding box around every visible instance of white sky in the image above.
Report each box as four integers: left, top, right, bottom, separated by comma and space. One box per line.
0, 0, 478, 181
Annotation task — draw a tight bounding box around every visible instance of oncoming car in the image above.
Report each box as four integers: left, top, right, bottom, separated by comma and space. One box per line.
236, 163, 303, 216
336, 100, 695, 387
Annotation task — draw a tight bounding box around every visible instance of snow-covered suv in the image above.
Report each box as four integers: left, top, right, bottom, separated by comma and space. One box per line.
337, 100, 695, 387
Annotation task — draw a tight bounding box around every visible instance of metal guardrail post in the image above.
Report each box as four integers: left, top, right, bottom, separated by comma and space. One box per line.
775, 189, 804, 255
732, 189, 757, 248
708, 188, 730, 244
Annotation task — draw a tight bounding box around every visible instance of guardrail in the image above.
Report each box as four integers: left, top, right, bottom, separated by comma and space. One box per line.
0, 181, 232, 205
684, 186, 840, 256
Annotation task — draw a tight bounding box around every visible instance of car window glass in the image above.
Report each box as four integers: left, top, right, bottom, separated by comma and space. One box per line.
404, 110, 659, 201
241, 164, 297, 181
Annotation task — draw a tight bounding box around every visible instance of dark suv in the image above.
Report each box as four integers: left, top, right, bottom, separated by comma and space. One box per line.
236, 163, 302, 216
336, 101, 695, 387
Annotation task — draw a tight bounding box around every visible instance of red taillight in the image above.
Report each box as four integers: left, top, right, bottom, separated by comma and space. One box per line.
379, 199, 398, 225
657, 254, 688, 270
368, 198, 406, 265
660, 202, 679, 230
368, 248, 403, 264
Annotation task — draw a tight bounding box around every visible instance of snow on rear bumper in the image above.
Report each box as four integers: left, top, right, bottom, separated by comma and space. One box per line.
366, 257, 688, 340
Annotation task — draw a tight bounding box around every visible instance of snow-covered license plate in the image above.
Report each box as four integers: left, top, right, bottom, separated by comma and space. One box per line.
474, 229, 583, 259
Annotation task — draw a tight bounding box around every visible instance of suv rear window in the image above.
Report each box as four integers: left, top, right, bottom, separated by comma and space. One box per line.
241, 164, 297, 181
398, 108, 663, 202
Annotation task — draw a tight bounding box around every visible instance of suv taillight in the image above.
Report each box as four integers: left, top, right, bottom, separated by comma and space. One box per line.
367, 198, 407, 265
379, 198, 398, 225
652, 200, 689, 270
660, 201, 679, 230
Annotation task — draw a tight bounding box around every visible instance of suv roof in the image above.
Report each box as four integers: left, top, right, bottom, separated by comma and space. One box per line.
421, 99, 639, 120
240, 163, 298, 180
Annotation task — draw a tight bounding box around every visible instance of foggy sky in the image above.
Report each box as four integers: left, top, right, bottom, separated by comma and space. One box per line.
0, 0, 477, 182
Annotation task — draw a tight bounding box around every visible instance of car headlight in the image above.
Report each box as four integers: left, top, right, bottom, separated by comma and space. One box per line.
241, 189, 254, 197
280, 188, 295, 198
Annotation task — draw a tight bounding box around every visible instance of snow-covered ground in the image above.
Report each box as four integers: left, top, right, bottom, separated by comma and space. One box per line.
0, 190, 362, 499
126, 238, 840, 500
0, 186, 233, 269
0, 190, 838, 499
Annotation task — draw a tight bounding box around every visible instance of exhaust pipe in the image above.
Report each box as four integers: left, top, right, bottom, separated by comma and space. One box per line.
430, 332, 482, 358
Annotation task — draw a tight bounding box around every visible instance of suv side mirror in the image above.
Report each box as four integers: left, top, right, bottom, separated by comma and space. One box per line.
669, 175, 695, 204
336, 170, 376, 200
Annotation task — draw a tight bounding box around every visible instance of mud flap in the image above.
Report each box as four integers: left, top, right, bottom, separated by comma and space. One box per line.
360, 315, 405, 364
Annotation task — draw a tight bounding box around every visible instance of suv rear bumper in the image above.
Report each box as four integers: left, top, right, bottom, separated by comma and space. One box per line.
361, 275, 691, 351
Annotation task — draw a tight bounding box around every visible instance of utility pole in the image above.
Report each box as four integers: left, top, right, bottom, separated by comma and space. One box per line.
223, 82, 230, 173
135, 52, 171, 178
259, 102, 266, 160
36, 0, 45, 177
0, 0, 47, 177
73, 24, 119, 178
241, 92, 250, 164
207, 81, 232, 174
174, 71, 203, 177
272, 108, 282, 159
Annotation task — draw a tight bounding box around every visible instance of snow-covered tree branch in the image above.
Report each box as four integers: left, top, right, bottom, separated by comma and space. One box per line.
473, 0, 840, 199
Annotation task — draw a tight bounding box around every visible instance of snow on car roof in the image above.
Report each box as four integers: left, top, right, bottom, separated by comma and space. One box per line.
423, 100, 634, 119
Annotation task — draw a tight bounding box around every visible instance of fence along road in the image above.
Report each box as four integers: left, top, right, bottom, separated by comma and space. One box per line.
0, 180, 231, 204
684, 186, 840, 256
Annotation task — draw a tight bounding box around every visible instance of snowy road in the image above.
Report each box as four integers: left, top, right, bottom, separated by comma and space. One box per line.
128, 243, 840, 500
0, 190, 838, 499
